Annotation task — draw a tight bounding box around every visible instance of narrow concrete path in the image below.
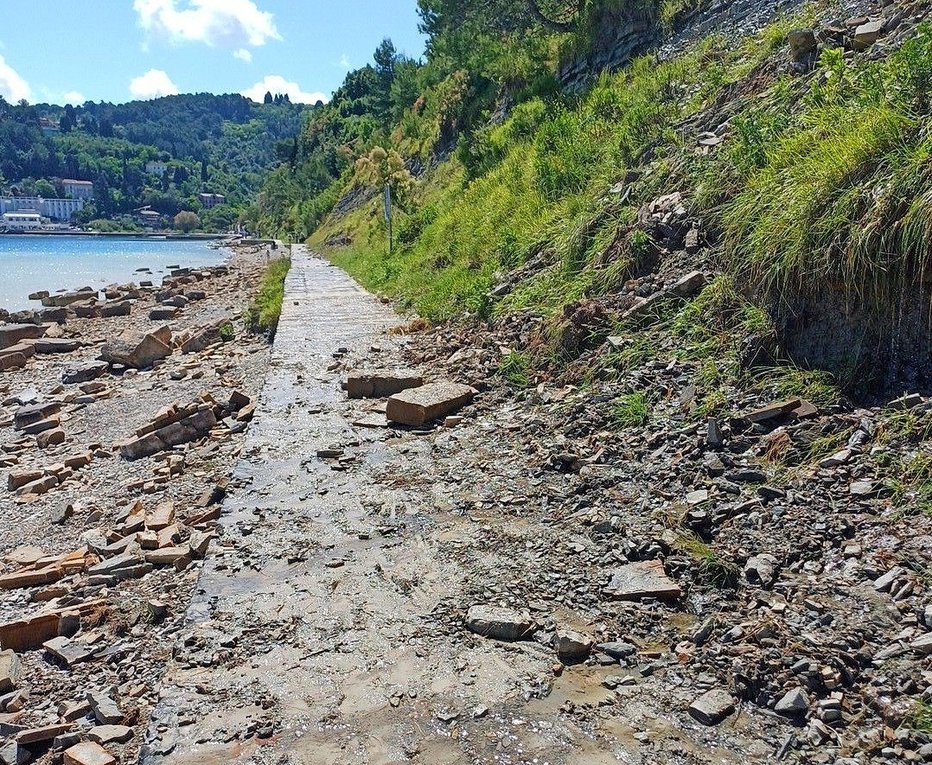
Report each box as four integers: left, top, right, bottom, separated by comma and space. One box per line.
141, 248, 628, 765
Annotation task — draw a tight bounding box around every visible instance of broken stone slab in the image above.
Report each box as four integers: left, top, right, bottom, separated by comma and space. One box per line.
15, 475, 59, 497
119, 407, 217, 460
668, 271, 706, 299
87, 725, 132, 745
345, 372, 424, 399
7, 471, 43, 491
0, 352, 28, 372
911, 633, 932, 656
86, 691, 122, 725
465, 606, 536, 642
62, 363, 108, 385
0, 565, 63, 591
36, 429, 66, 449
14, 723, 74, 745
99, 301, 131, 319
745, 398, 801, 424
0, 614, 61, 652
149, 307, 179, 321
554, 629, 594, 663
0, 325, 46, 350
143, 545, 191, 566
852, 19, 883, 49
0, 651, 21, 693
688, 689, 735, 725
604, 560, 681, 601
87, 553, 143, 577
64, 742, 116, 765
1, 343, 35, 361
43, 636, 93, 668
775, 687, 810, 716
34, 339, 80, 354
100, 331, 171, 370
18, 416, 60, 436
146, 501, 175, 531
386, 382, 475, 426
13, 401, 62, 430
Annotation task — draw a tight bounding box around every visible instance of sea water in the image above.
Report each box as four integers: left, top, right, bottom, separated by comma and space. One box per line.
0, 235, 227, 312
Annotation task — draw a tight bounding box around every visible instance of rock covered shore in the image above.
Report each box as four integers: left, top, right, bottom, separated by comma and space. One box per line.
0, 244, 277, 764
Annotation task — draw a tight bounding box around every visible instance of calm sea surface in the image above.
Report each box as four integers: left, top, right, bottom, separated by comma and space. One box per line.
0, 236, 227, 312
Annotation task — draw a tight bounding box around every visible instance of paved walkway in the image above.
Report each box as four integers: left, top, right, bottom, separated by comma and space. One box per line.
139, 249, 607, 765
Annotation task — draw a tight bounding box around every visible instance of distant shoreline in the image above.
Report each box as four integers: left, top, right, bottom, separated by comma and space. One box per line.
0, 230, 229, 240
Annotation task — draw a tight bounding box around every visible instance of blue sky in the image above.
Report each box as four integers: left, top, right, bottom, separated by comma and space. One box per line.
0, 1, 426, 106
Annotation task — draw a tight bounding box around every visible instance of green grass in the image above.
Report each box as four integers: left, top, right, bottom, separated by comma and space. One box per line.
722, 29, 932, 313
612, 390, 652, 427
245, 257, 291, 336
498, 351, 534, 388
672, 532, 740, 588
908, 699, 932, 733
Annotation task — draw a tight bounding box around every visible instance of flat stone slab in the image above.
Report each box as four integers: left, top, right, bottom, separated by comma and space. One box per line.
345, 372, 423, 399
386, 382, 475, 426
604, 560, 682, 601
745, 398, 800, 423
0, 324, 46, 350
34, 338, 81, 354
465, 605, 536, 641
64, 742, 116, 765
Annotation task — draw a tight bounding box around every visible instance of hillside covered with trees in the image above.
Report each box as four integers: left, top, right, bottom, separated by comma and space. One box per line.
0, 92, 312, 230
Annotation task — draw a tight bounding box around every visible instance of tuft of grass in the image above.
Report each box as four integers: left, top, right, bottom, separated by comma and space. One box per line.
612, 390, 652, 427
498, 351, 534, 388
673, 533, 740, 588
908, 699, 932, 733
245, 257, 291, 337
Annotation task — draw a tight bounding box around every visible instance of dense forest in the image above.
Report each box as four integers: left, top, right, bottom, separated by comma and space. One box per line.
0, 93, 311, 230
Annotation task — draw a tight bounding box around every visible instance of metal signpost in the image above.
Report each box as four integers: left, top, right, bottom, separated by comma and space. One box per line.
383, 185, 393, 256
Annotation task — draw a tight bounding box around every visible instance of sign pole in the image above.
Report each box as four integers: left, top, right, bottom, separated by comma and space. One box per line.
383, 185, 393, 257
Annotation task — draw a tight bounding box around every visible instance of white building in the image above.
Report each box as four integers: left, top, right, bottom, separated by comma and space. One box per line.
0, 197, 85, 222
146, 161, 169, 176
62, 179, 94, 200
2, 211, 43, 231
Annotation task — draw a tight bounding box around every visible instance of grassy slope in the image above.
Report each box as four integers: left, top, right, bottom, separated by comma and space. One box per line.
311, 5, 932, 386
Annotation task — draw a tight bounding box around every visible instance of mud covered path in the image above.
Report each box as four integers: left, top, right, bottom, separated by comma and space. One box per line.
141, 248, 761, 765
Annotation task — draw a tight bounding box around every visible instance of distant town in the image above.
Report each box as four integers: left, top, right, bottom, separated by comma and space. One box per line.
0, 176, 227, 234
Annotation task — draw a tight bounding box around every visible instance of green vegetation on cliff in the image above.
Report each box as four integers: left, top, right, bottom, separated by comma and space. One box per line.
252, 0, 932, 389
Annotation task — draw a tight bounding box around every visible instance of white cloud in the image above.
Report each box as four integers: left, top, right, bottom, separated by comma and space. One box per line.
339, 54, 351, 70
233, 48, 252, 63
241, 75, 327, 105
134, 0, 281, 49
63, 91, 85, 105
0, 54, 31, 102
129, 69, 179, 100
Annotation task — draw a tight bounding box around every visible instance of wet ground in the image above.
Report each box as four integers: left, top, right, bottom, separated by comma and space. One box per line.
140, 248, 771, 765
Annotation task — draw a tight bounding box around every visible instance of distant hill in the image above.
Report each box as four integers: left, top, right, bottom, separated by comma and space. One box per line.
0, 92, 314, 229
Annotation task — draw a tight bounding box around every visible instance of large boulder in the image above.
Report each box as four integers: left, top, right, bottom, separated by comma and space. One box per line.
100, 330, 172, 369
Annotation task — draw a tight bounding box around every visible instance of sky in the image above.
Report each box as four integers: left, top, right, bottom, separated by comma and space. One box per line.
0, 0, 426, 106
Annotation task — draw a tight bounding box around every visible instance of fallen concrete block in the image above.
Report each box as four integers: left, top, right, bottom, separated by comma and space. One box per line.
345, 372, 424, 399
386, 382, 475, 426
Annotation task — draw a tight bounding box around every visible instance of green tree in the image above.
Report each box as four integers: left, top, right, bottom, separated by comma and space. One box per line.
174, 210, 200, 232
35, 179, 56, 198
